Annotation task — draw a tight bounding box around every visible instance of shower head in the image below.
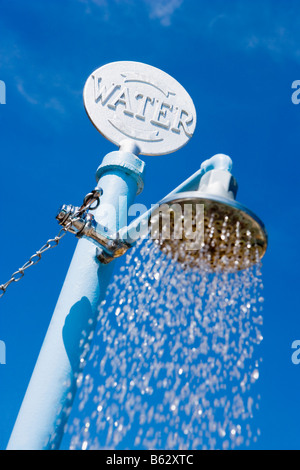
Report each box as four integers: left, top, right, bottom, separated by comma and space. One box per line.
148, 154, 268, 272
150, 192, 267, 272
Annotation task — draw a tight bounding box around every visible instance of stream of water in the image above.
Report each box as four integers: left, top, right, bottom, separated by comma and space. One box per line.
65, 230, 264, 450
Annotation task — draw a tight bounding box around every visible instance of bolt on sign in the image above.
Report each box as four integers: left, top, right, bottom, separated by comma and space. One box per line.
83, 61, 196, 156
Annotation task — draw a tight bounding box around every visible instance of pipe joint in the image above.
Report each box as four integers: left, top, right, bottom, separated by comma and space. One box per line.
96, 149, 146, 195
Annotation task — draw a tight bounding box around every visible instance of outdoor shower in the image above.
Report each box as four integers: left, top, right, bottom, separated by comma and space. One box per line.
4, 61, 267, 450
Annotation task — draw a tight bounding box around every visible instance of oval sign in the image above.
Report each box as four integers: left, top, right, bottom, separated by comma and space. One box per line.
83, 61, 196, 156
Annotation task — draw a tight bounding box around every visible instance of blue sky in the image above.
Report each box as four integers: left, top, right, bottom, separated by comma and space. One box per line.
0, 0, 300, 450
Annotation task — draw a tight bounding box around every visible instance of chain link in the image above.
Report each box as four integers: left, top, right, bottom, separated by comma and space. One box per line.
0, 188, 101, 299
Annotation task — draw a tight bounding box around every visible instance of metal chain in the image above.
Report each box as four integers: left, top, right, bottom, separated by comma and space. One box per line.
0, 188, 101, 299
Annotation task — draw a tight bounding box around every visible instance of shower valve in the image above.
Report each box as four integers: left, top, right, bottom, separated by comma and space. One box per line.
56, 204, 130, 264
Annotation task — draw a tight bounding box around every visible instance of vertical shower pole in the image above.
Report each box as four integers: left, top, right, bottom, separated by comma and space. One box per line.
7, 145, 145, 450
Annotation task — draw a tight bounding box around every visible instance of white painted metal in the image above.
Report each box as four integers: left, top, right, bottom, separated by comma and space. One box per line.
83, 61, 196, 156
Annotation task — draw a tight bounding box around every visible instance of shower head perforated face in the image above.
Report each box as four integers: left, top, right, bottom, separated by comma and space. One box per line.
149, 192, 268, 272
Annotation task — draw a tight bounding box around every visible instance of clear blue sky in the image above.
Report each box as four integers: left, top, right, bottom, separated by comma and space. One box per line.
0, 0, 300, 450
